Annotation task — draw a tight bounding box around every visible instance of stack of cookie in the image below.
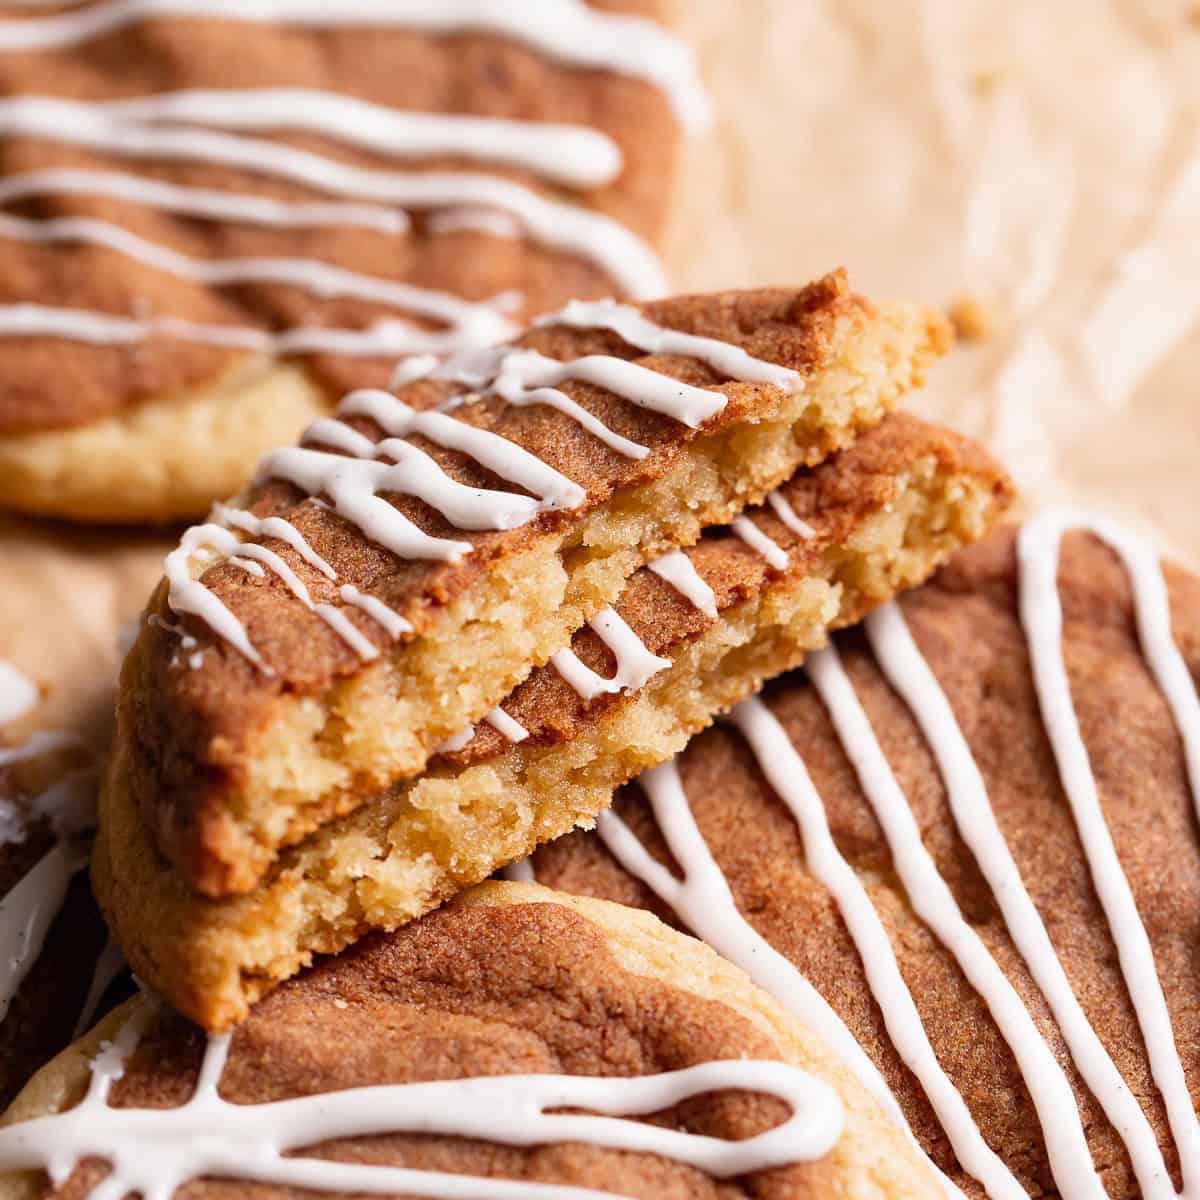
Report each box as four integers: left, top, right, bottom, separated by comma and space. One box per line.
2, 4, 1199, 1200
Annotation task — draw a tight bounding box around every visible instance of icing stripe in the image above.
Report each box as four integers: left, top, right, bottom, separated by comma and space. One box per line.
314, 606, 378, 662
0, 995, 841, 1199
767, 491, 815, 538
339, 585, 413, 640
337, 389, 586, 513
595, 765, 959, 1196
543, 299, 804, 392
484, 706, 529, 743
0, 728, 77, 769
0, 211, 505, 333
0, 0, 710, 131
0, 167, 410, 234
551, 608, 671, 701
212, 504, 336, 579
0, 659, 36, 726
165, 525, 269, 670
865, 601, 1176, 1198
793, 660, 1105, 1199
0, 842, 84, 1023
0, 97, 668, 299
732, 696, 1031, 1200
256, 445, 542, 535
732, 515, 789, 569
0, 302, 513, 358
647, 550, 718, 619
104, 89, 623, 189
492, 350, 727, 433
1018, 510, 1200, 1188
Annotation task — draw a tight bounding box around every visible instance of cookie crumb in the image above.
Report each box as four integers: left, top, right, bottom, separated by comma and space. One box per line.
948, 293, 1000, 342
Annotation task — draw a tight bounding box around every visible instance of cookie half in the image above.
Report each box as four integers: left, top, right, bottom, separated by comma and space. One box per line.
118, 276, 949, 898
534, 520, 1200, 1198
0, 1, 699, 522
0, 882, 941, 1199
94, 412, 1012, 1029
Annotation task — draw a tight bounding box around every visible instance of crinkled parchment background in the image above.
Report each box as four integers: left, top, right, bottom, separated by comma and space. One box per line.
3, 0, 1200, 743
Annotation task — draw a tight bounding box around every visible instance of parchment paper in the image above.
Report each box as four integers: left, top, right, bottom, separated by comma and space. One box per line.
3, 0, 1199, 741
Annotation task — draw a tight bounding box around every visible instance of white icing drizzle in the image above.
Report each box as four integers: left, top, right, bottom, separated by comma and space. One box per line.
436, 706, 528, 755
103, 89, 623, 190
484, 706, 529, 743
339, 585, 413, 640
0, 167, 410, 235
594, 766, 958, 1196
0, 660, 36, 727
789, 662, 1102, 1199
0, 994, 842, 1199
0, 841, 85, 1024
767, 490, 816, 538
0, 729, 78, 769
865, 600, 1178, 1198
434, 725, 475, 755
0, 0, 709, 129
0, 211, 508, 337
542, 299, 805, 393
0, 302, 512, 359
428, 206, 522, 240
228, 556, 265, 578
647, 550, 718, 619
732, 515, 789, 570
491, 350, 728, 435
72, 938, 127, 1039
256, 445, 531, 542
0, 97, 668, 300
551, 608, 671, 702
314, 605, 379, 662
337, 388, 587, 513
729, 696, 1032, 1200
164, 525, 269, 671
211, 503, 336, 579
1018, 510, 1200, 1189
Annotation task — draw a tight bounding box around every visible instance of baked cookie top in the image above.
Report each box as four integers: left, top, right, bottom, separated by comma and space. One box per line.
534, 520, 1200, 1198
0, 883, 940, 1198
121, 274, 948, 897
0, 0, 696, 435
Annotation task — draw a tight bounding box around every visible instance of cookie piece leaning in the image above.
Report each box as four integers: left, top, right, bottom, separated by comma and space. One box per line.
0, 883, 943, 1199
120, 275, 950, 899
95, 412, 1012, 1029
534, 520, 1200, 1199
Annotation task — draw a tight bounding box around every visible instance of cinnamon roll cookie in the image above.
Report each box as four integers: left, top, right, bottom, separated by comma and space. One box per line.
533, 518, 1200, 1198
117, 276, 949, 900
0, 0, 703, 522
95, 412, 1012, 1029
0, 883, 941, 1198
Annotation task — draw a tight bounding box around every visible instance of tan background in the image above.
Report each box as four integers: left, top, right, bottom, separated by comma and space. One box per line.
3, 0, 1199, 740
